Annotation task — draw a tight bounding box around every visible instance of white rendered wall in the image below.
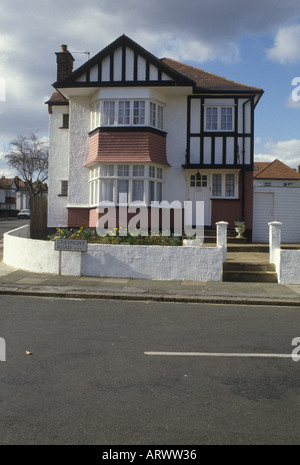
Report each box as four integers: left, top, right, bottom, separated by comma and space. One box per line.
279, 250, 300, 284
269, 221, 300, 284
47, 106, 70, 227
3, 225, 59, 274
163, 93, 188, 203
3, 225, 223, 281
83, 243, 222, 281
68, 97, 90, 208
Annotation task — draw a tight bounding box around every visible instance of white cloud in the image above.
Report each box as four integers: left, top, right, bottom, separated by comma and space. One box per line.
285, 94, 300, 108
266, 24, 300, 64
255, 139, 300, 168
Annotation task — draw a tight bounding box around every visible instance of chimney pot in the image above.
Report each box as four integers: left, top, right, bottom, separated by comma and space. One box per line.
61, 44, 68, 52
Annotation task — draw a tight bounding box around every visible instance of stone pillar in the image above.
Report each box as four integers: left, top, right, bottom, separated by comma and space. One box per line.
216, 221, 228, 263
269, 221, 282, 264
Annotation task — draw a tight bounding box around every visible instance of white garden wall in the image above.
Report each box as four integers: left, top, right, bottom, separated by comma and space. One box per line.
269, 222, 300, 284
83, 243, 222, 281
3, 225, 59, 274
278, 250, 300, 284
3, 225, 223, 282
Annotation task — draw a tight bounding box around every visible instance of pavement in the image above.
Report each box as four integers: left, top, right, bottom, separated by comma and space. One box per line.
0, 239, 300, 307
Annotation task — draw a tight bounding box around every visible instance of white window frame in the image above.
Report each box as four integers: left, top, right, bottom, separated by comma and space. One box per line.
211, 172, 238, 199
90, 99, 164, 131
204, 106, 234, 132
88, 164, 164, 206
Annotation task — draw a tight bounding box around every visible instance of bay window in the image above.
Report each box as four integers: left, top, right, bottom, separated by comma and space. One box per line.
133, 101, 145, 125
102, 101, 115, 125
89, 164, 164, 206
90, 99, 164, 130
118, 101, 130, 125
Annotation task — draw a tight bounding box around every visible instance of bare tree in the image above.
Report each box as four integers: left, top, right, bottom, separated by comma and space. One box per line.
5, 133, 48, 196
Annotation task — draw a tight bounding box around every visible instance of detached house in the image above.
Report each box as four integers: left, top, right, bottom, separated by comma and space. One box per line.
46, 35, 263, 237
0, 176, 17, 210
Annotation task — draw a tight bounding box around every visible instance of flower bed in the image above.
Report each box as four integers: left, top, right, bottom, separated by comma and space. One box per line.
49, 227, 182, 246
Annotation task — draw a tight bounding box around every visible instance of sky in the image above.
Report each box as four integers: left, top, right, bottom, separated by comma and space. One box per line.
1, 0, 300, 177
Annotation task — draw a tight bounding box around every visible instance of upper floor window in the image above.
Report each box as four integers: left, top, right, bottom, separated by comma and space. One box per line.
103, 101, 115, 125
205, 106, 233, 131
91, 99, 164, 131
133, 101, 145, 125
118, 101, 130, 125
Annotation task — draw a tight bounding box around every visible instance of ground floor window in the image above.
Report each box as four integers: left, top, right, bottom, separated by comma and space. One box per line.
190, 173, 208, 187
188, 171, 238, 199
89, 164, 164, 206
212, 173, 237, 198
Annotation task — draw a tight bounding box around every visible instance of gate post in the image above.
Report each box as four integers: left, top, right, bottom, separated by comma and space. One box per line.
269, 221, 282, 264
216, 221, 228, 263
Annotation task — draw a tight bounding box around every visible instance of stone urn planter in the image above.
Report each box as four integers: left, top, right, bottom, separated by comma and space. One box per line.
234, 220, 245, 239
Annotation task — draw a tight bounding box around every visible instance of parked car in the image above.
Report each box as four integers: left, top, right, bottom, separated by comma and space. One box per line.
17, 209, 31, 219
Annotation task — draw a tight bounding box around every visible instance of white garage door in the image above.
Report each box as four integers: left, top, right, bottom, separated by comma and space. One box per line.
253, 192, 274, 242
253, 188, 300, 243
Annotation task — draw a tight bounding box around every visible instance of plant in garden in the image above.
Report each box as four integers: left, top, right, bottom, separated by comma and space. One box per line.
48, 227, 182, 246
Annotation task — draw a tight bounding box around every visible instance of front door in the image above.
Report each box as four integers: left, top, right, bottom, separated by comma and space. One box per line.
187, 172, 211, 226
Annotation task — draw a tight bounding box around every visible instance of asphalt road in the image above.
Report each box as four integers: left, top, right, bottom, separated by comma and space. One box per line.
0, 218, 29, 239
0, 295, 300, 445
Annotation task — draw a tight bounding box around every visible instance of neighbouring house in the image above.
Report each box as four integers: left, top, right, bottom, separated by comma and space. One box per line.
46, 35, 263, 237
0, 176, 17, 210
253, 159, 300, 243
0, 176, 48, 213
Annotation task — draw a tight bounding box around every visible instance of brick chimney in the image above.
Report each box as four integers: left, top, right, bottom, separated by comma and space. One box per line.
298, 164, 300, 173
55, 45, 74, 82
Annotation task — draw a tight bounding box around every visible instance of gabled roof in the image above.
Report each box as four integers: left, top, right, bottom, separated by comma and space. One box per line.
161, 58, 263, 95
52, 35, 263, 99
53, 35, 194, 89
0, 177, 15, 189
254, 159, 300, 179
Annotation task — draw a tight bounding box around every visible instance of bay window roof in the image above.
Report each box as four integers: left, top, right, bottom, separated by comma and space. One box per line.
85, 128, 170, 167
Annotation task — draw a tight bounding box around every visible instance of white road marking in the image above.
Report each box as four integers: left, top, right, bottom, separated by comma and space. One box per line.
144, 351, 294, 358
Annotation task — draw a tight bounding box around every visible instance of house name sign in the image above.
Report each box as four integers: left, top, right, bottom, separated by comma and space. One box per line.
54, 238, 87, 252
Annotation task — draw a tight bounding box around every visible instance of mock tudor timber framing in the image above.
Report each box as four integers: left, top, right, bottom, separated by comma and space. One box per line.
185, 94, 255, 170
53, 35, 194, 89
